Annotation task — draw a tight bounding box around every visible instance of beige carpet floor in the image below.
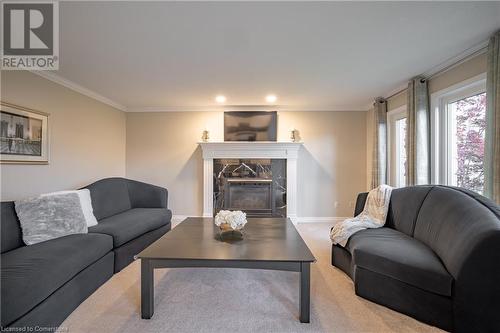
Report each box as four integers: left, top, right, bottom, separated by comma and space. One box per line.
60, 223, 443, 333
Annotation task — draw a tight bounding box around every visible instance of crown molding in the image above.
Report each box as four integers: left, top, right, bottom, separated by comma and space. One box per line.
20, 71, 369, 113
377, 38, 489, 105
29, 71, 127, 111
26, 36, 488, 115
424, 39, 488, 79
127, 105, 368, 113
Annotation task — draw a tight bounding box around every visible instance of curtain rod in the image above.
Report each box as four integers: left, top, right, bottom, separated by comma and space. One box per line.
385, 87, 407, 101
427, 45, 488, 80
385, 41, 488, 101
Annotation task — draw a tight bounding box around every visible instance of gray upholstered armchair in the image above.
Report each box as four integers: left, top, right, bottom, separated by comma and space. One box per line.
332, 185, 500, 332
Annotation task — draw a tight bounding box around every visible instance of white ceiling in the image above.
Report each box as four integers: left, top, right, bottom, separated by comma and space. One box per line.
54, 1, 500, 111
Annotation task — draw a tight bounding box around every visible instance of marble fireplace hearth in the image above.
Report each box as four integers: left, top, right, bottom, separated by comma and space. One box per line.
199, 142, 302, 222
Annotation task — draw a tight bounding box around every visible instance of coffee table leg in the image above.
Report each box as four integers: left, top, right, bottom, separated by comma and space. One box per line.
141, 259, 154, 319
299, 262, 310, 323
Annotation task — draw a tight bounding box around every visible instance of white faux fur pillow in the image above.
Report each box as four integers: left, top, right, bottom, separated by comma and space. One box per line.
41, 189, 98, 227
15, 193, 88, 245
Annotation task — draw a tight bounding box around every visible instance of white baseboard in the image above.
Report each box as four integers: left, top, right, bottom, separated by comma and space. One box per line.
295, 217, 348, 224
172, 215, 200, 224
172, 215, 346, 225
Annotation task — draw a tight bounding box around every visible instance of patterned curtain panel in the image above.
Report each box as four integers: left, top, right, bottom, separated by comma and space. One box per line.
406, 77, 430, 185
371, 98, 387, 188
485, 31, 500, 203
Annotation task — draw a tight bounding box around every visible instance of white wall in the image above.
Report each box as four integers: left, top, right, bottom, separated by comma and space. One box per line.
126, 111, 367, 218
1, 73, 367, 218
0, 71, 126, 201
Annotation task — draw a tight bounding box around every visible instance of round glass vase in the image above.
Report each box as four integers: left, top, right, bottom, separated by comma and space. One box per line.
218, 223, 244, 241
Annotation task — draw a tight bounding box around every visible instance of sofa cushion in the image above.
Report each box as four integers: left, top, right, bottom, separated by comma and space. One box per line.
348, 228, 453, 296
0, 233, 113, 327
1, 201, 24, 253
88, 208, 171, 247
84, 178, 132, 220
385, 186, 433, 236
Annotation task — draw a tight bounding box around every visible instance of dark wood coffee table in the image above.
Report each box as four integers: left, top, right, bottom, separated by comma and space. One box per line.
136, 217, 316, 323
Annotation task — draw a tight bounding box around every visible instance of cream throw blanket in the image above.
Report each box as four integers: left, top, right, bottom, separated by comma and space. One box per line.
330, 185, 393, 247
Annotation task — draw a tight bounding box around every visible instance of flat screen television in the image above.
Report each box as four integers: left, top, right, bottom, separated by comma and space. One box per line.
224, 111, 277, 141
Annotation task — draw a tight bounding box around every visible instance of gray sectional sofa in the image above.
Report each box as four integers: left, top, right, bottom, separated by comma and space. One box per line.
332, 185, 500, 332
1, 178, 172, 329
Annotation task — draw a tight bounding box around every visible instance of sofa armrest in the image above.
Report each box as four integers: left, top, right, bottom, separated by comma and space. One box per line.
127, 179, 168, 209
354, 192, 368, 217
453, 231, 500, 331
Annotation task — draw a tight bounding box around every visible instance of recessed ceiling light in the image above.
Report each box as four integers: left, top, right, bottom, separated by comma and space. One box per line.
215, 95, 226, 104
266, 94, 277, 103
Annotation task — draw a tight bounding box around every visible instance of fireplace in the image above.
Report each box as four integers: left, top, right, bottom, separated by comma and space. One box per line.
214, 159, 286, 217
199, 142, 301, 222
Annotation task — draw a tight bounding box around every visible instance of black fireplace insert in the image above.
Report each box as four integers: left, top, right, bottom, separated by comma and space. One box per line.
213, 159, 286, 217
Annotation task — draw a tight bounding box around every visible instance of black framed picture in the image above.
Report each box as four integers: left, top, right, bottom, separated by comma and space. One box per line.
0, 102, 49, 164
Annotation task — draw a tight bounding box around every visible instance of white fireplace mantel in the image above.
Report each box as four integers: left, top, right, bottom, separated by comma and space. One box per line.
199, 141, 303, 222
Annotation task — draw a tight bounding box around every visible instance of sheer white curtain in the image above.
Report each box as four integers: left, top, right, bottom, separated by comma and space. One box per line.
406, 77, 430, 185
485, 31, 500, 203
371, 98, 387, 188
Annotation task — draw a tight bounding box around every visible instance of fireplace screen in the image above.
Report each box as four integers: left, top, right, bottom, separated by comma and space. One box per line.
213, 159, 286, 217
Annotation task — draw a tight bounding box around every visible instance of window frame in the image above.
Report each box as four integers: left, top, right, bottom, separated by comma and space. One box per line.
387, 105, 407, 188
430, 73, 487, 186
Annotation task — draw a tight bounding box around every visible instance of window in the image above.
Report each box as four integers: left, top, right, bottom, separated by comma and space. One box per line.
431, 74, 486, 194
388, 106, 407, 188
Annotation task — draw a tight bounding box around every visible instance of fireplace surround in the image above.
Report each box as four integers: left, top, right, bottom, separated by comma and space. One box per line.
199, 142, 302, 222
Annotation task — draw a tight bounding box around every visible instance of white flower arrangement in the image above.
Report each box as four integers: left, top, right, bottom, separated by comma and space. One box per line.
215, 210, 247, 231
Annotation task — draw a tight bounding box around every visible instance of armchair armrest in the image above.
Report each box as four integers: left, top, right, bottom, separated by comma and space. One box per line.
453, 231, 500, 331
354, 192, 368, 217
127, 179, 168, 208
